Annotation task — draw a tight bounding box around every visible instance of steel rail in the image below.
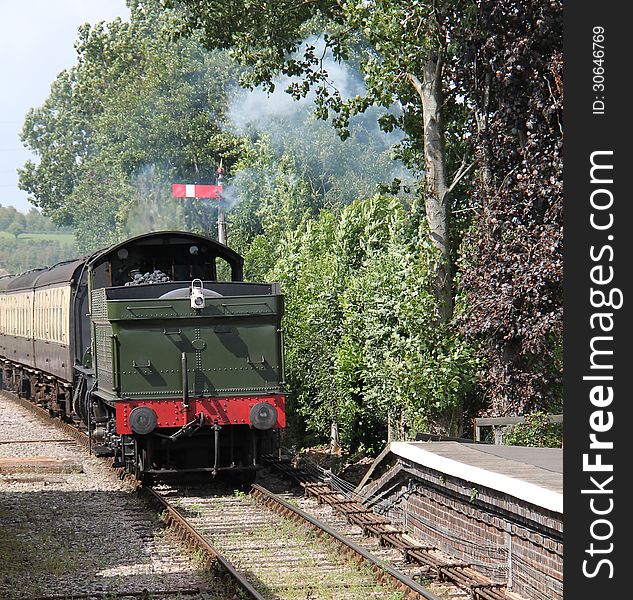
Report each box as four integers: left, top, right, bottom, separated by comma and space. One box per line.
250, 483, 442, 600
142, 486, 266, 600
1, 389, 265, 600
264, 455, 512, 600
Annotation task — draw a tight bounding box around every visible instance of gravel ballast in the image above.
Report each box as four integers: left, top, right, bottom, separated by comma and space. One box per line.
0, 392, 224, 599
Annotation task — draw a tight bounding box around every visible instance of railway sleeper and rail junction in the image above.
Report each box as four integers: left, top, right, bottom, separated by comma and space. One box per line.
2, 384, 521, 600
2, 388, 446, 600
262, 456, 515, 600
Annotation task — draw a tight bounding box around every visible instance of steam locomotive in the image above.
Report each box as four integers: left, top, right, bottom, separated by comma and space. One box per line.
0, 231, 285, 482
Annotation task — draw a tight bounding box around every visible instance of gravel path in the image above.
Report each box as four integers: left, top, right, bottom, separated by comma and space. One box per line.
0, 392, 226, 599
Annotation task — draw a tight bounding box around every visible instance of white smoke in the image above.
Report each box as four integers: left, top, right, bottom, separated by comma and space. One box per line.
229, 37, 365, 133
226, 36, 415, 206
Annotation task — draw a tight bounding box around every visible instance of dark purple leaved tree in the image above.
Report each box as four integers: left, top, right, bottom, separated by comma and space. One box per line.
457, 0, 563, 416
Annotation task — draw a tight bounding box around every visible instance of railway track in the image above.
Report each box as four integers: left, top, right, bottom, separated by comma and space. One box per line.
260, 456, 516, 600
1, 390, 245, 599
29, 591, 211, 600
0, 390, 222, 599
2, 389, 443, 599
152, 477, 443, 600
2, 388, 519, 600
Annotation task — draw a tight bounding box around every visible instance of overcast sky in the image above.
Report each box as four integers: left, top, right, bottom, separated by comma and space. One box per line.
0, 1, 131, 213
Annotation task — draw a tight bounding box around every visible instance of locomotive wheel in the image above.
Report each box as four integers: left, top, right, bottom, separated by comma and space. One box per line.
133, 439, 153, 485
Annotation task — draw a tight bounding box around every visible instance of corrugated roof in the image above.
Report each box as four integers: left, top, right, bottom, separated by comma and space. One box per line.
0, 259, 86, 291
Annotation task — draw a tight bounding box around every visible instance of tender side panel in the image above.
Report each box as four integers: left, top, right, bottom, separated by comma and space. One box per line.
106, 295, 284, 400
94, 324, 114, 393
91, 288, 114, 395
116, 321, 282, 398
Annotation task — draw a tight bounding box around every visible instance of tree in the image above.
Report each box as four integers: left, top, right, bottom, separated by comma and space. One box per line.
0, 206, 22, 232
172, 0, 474, 323
19, 1, 245, 251
503, 411, 562, 448
0, 237, 78, 275
24, 208, 59, 232
7, 213, 26, 239
456, 0, 563, 415
270, 195, 480, 447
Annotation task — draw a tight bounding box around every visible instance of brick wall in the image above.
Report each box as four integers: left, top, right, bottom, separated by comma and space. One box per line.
367, 459, 563, 600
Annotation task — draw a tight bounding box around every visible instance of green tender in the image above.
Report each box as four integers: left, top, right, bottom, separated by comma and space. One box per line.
92, 293, 284, 401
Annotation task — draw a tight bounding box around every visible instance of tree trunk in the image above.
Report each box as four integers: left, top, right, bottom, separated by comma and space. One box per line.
475, 73, 492, 199
409, 55, 461, 436
410, 54, 452, 323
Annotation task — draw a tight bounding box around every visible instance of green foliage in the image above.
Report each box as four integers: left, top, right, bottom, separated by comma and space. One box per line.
0, 236, 78, 276
0, 206, 64, 235
0, 207, 76, 274
504, 411, 563, 448
7, 217, 26, 240
174, 0, 468, 157
228, 138, 317, 278
272, 210, 344, 444
271, 196, 480, 450
19, 1, 245, 252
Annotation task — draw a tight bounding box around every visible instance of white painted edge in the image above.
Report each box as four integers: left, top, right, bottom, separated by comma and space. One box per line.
390, 442, 563, 514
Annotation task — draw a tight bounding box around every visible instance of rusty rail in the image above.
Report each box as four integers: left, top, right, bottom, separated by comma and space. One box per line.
264, 456, 510, 600
250, 483, 442, 600
1, 389, 265, 600
142, 487, 266, 600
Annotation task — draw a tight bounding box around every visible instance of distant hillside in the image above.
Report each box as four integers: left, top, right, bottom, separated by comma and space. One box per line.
0, 206, 78, 275
0, 234, 78, 275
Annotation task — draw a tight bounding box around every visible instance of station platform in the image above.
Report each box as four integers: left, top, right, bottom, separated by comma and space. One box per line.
375, 441, 562, 513
356, 440, 563, 600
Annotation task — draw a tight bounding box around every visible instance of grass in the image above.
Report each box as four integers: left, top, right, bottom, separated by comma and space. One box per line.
0, 523, 79, 597
187, 502, 205, 516
225, 493, 404, 599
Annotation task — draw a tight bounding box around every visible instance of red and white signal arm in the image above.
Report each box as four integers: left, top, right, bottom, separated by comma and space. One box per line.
172, 184, 223, 199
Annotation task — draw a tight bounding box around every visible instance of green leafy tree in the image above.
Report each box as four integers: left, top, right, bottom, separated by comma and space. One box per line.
0, 207, 23, 232
271, 196, 480, 448
0, 237, 78, 274
503, 411, 562, 448
173, 0, 474, 323
333, 197, 479, 443
7, 213, 27, 239
19, 1, 244, 251
271, 210, 345, 444
227, 137, 317, 277
24, 208, 61, 233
